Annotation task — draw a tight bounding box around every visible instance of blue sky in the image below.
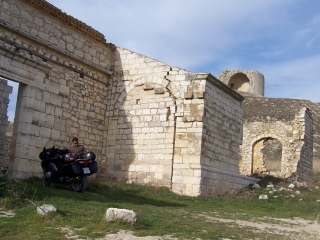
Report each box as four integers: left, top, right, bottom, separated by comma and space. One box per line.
7, 0, 320, 121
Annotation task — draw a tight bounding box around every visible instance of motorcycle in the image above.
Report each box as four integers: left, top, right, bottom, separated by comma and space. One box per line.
39, 141, 98, 192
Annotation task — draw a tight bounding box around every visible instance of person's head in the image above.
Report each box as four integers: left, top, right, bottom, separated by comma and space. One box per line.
72, 137, 79, 145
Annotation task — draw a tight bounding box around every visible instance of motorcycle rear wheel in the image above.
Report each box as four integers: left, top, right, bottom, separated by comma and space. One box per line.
42, 174, 52, 187
71, 174, 88, 192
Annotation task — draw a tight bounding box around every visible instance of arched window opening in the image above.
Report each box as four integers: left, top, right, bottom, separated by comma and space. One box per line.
228, 73, 250, 92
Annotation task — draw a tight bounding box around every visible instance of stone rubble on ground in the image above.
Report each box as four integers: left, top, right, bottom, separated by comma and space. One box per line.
105, 208, 137, 224
288, 183, 295, 188
37, 204, 57, 215
257, 181, 316, 200
252, 183, 260, 188
259, 195, 268, 199
0, 209, 15, 217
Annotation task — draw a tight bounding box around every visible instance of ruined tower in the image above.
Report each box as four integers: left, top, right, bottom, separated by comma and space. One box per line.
219, 70, 265, 96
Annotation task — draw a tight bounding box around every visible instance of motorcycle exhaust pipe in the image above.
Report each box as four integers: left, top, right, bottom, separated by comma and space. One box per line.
65, 176, 80, 183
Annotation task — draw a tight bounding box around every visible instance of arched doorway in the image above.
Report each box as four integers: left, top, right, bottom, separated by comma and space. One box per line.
252, 138, 282, 174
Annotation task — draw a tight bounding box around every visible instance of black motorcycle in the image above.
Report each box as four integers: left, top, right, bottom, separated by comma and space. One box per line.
39, 143, 98, 192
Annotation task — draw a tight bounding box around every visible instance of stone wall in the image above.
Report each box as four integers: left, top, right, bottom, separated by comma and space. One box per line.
2, 122, 13, 170
0, 0, 114, 178
239, 94, 313, 180
104, 48, 257, 196
0, 78, 12, 168
1, 0, 260, 196
199, 75, 257, 195
105, 47, 207, 195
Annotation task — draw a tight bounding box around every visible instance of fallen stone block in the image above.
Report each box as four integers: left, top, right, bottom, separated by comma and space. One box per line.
259, 195, 268, 200
105, 208, 137, 224
288, 183, 295, 188
252, 183, 260, 188
37, 204, 56, 215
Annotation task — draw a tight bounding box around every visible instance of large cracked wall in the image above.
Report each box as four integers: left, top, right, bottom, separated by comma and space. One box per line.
0, 0, 114, 178
104, 48, 257, 196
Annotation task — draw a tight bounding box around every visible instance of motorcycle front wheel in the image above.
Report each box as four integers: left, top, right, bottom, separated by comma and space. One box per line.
42, 174, 52, 187
71, 174, 88, 192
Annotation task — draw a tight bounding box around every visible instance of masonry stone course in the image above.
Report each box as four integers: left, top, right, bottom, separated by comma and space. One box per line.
0, 0, 316, 197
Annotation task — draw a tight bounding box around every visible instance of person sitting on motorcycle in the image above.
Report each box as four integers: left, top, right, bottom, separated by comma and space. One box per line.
68, 137, 87, 159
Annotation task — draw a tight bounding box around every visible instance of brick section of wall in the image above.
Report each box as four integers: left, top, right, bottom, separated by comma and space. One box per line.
0, 78, 12, 168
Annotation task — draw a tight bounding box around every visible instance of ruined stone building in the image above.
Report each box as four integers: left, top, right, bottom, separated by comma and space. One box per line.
219, 70, 316, 181
0, 0, 316, 197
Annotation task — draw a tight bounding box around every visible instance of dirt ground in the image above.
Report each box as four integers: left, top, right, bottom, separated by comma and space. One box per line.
52, 212, 320, 240
2, 209, 320, 239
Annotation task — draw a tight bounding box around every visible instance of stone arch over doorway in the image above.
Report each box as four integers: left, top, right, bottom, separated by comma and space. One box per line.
228, 73, 250, 92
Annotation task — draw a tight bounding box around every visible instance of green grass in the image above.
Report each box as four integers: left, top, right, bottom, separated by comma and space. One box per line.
1, 174, 320, 239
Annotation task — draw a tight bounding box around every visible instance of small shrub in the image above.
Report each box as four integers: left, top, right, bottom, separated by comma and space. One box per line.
0, 174, 30, 208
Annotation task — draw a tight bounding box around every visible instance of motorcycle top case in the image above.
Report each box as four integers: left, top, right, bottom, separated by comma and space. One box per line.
63, 162, 82, 177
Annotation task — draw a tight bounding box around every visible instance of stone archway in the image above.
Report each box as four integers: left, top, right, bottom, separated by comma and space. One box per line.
228, 73, 250, 92
252, 137, 282, 174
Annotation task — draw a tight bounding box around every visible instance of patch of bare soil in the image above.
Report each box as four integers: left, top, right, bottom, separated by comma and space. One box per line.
53, 212, 320, 240
51, 227, 177, 240
6, 208, 319, 239
197, 211, 320, 239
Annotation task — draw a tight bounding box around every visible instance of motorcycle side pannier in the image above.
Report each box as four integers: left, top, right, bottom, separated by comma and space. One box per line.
63, 162, 81, 177
88, 161, 98, 173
